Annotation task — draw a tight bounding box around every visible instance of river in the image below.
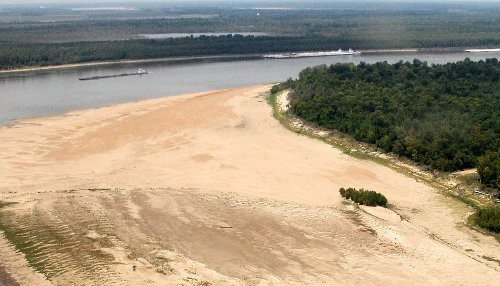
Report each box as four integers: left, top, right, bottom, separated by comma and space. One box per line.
0, 51, 498, 125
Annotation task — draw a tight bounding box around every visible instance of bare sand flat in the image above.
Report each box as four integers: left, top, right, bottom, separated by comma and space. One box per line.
0, 85, 498, 285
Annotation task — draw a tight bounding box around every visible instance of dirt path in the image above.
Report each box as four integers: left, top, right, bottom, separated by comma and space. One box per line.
0, 85, 498, 285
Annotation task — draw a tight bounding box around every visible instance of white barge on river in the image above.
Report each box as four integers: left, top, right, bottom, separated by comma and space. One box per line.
263, 48, 361, 59
465, 48, 500, 53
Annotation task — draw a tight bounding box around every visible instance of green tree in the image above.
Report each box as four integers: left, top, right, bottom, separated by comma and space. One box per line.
477, 151, 499, 189
282, 59, 500, 178
473, 206, 500, 233
339, 187, 388, 207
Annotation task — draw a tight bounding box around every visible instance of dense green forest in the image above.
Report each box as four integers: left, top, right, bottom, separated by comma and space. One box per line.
1, 3, 499, 45
273, 59, 499, 187
0, 35, 360, 69
1, 10, 499, 46
0, 1, 499, 69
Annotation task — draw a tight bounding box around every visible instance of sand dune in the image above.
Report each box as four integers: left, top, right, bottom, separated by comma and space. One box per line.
0, 85, 498, 285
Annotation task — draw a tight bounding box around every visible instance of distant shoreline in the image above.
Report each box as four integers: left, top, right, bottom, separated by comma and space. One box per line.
0, 48, 481, 74
0, 54, 261, 74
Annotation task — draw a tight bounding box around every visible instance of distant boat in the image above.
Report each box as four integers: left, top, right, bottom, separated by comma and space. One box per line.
263, 48, 361, 59
79, 69, 148, 81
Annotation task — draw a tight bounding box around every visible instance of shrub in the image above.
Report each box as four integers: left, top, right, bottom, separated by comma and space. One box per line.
339, 187, 388, 207
477, 151, 499, 189
472, 206, 500, 233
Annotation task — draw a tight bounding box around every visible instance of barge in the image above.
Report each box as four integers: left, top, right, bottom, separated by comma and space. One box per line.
79, 69, 148, 81
263, 49, 360, 59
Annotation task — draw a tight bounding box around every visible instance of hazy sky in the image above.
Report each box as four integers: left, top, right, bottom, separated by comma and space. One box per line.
1, 0, 499, 5
3, 0, 499, 3
2, 0, 192, 4
4, 0, 247, 3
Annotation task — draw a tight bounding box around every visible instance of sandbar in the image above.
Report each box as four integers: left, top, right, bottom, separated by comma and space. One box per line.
0, 85, 498, 285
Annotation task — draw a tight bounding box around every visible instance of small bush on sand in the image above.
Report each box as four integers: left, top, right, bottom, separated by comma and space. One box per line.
339, 187, 388, 207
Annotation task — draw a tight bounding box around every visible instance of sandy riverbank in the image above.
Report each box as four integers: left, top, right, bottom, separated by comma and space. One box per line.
0, 85, 498, 285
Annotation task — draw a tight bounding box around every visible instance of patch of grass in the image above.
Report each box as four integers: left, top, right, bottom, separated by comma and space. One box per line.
0, 214, 50, 276
0, 201, 17, 208
0, 209, 115, 279
266, 91, 289, 127
447, 192, 480, 210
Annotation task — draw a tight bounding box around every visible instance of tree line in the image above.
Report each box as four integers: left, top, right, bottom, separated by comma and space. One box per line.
274, 59, 499, 188
1, 4, 499, 46
0, 35, 361, 69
